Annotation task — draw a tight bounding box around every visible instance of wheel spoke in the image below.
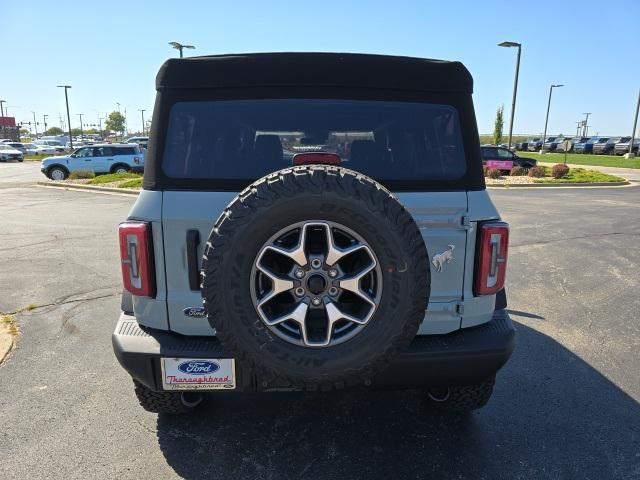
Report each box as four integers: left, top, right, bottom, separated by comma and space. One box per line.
256, 264, 294, 308
262, 224, 309, 267
323, 225, 367, 266
337, 261, 377, 306
325, 301, 367, 331
263, 301, 308, 328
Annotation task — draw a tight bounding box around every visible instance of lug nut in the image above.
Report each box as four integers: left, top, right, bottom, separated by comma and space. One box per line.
311, 259, 322, 269
328, 269, 338, 278
311, 297, 322, 306
328, 287, 338, 296
294, 287, 305, 297
294, 269, 305, 279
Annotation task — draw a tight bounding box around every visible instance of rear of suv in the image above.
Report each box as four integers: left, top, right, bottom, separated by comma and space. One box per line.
40, 143, 145, 180
112, 53, 515, 414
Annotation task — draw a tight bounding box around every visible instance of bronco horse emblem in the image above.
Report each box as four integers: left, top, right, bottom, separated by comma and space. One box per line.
431, 245, 455, 272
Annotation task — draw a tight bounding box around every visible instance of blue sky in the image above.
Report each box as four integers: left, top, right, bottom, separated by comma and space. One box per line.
2, 0, 639, 136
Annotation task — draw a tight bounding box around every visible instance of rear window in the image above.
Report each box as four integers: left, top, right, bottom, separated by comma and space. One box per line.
161, 99, 466, 182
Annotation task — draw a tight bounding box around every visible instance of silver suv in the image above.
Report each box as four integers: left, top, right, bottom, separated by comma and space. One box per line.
112, 53, 515, 414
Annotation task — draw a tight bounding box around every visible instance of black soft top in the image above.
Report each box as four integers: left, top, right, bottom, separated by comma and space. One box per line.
156, 52, 473, 93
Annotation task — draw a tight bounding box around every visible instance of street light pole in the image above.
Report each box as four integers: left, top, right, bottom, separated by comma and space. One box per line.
498, 41, 522, 150
626, 88, 640, 158
541, 84, 564, 153
139, 109, 146, 135
32, 111, 38, 138
77, 113, 84, 140
169, 41, 195, 58
0, 100, 5, 117
57, 85, 73, 149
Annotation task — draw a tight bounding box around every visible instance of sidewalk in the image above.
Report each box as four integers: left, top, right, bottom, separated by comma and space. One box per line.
538, 162, 640, 182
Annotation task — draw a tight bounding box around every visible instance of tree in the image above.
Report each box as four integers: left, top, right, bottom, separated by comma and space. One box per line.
45, 127, 63, 135
105, 111, 126, 138
70, 128, 83, 136
493, 106, 504, 146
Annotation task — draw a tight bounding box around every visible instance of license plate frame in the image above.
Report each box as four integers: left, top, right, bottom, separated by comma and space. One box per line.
161, 357, 236, 391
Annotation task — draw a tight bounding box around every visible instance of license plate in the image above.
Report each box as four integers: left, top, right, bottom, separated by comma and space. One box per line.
161, 358, 236, 391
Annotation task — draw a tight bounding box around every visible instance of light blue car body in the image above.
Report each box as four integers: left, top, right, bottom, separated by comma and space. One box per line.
40, 143, 145, 178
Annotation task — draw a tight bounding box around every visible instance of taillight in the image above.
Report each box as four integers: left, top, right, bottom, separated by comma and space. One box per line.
292, 152, 341, 166
474, 221, 509, 296
118, 222, 155, 297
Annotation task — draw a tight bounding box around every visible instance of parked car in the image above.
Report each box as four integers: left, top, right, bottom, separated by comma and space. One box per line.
593, 137, 625, 155
613, 138, 639, 156
34, 145, 58, 155
515, 137, 540, 151
34, 139, 66, 153
112, 53, 515, 415
556, 137, 588, 153
574, 137, 607, 154
126, 136, 149, 149
3, 141, 27, 153
40, 143, 145, 180
481, 146, 537, 172
541, 137, 568, 153
528, 136, 558, 151
0, 144, 24, 162
22, 143, 39, 155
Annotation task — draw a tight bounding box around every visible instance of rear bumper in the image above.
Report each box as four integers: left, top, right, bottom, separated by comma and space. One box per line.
113, 309, 516, 392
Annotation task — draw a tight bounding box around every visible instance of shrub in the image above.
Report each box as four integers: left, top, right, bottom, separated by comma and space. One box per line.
551, 163, 570, 179
483, 166, 489, 176
119, 178, 143, 189
510, 166, 526, 176
487, 168, 502, 179
68, 170, 95, 180
527, 166, 546, 178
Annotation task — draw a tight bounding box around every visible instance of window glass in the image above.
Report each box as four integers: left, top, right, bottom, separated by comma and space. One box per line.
96, 147, 114, 156
75, 148, 93, 157
481, 147, 496, 159
115, 147, 137, 155
497, 148, 513, 159
162, 99, 467, 182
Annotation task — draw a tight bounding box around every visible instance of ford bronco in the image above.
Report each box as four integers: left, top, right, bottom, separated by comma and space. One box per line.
112, 53, 515, 414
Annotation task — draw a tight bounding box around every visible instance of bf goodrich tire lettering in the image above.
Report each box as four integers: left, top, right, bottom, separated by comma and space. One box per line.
201, 165, 430, 389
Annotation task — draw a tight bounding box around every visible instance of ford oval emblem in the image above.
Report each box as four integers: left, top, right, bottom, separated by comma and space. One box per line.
183, 307, 206, 318
177, 360, 220, 375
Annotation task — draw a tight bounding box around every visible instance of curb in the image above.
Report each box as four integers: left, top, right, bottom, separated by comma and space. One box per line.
36, 181, 140, 196
487, 180, 631, 188
37, 178, 633, 193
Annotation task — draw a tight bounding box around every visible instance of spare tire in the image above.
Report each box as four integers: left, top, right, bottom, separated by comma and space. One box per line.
201, 165, 430, 389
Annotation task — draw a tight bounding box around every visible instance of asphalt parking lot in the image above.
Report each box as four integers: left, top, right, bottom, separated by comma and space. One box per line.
0, 163, 639, 479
